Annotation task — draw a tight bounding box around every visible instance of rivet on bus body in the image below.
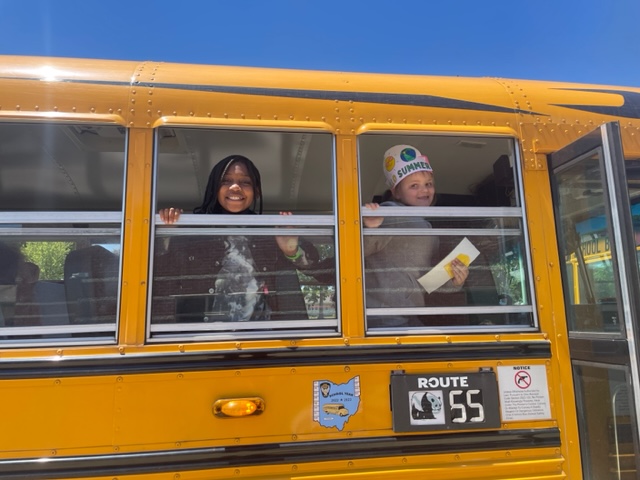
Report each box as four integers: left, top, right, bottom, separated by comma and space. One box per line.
207, 113, 211, 117
273, 115, 278, 120
291, 465, 298, 471
290, 368, 296, 374
495, 335, 500, 342
146, 122, 150, 126
189, 111, 194, 116
322, 116, 326, 121
234, 438, 240, 443
387, 118, 392, 123
402, 457, 407, 464
15, 105, 20, 110
543, 333, 548, 340
290, 340, 296, 346
235, 343, 242, 350
344, 338, 350, 346
454, 455, 460, 461
395, 337, 401, 344
54, 379, 61, 385
157, 110, 162, 116
347, 461, 354, 468
344, 366, 351, 372
447, 363, 453, 368
54, 106, 58, 111
445, 336, 451, 343
305, 116, 310, 121
292, 434, 298, 440
51, 450, 57, 456
117, 376, 123, 382
56, 349, 63, 356
146, 109, 151, 114
177, 373, 183, 379
34, 105, 39, 111
175, 441, 181, 447
234, 469, 240, 476
119, 347, 125, 355
179, 345, 185, 352
505, 451, 511, 457
536, 276, 541, 281
288, 115, 293, 120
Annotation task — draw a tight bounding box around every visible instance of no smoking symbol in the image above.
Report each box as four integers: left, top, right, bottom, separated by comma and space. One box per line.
514, 371, 531, 389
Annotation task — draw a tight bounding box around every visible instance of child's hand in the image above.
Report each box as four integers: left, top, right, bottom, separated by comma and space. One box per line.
449, 258, 469, 286
363, 203, 383, 228
276, 211, 299, 256
159, 208, 183, 224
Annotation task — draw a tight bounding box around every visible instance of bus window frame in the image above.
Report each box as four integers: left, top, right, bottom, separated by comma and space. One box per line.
0, 121, 127, 347
357, 132, 539, 335
146, 126, 340, 342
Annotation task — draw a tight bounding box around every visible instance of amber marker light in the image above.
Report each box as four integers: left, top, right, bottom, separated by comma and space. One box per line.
213, 397, 265, 418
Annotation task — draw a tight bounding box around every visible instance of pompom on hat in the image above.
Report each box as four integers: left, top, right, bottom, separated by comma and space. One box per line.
383, 145, 433, 189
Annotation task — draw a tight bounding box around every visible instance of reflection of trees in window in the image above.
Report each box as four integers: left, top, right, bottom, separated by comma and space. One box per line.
587, 261, 616, 301
21, 242, 73, 281
490, 250, 525, 305
298, 242, 335, 319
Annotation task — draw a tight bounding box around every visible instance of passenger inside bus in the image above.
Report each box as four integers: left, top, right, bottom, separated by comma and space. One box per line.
363, 145, 469, 327
155, 154, 332, 323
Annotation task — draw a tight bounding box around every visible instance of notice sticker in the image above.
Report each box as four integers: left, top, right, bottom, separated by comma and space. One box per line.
497, 365, 551, 421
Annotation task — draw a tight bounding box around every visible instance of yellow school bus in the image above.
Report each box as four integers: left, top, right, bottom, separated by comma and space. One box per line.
1, 55, 640, 480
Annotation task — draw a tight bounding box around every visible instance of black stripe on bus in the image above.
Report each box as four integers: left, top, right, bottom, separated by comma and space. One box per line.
0, 76, 539, 115
149, 83, 540, 115
0, 428, 560, 480
0, 342, 550, 379
552, 88, 640, 119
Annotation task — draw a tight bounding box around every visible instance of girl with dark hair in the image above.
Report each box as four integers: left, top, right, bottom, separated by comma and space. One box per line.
156, 155, 321, 323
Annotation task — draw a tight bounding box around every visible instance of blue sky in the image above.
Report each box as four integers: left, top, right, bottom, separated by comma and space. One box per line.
0, 0, 638, 87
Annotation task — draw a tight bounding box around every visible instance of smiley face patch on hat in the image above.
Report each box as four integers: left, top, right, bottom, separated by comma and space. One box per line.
383, 144, 433, 189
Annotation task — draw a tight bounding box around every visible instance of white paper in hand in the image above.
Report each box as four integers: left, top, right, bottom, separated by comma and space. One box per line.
418, 237, 480, 294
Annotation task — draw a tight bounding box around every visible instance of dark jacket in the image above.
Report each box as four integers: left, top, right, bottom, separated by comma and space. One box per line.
151, 235, 320, 323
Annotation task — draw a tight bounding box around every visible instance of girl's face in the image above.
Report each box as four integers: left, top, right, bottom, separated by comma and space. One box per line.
217, 162, 255, 212
391, 171, 435, 207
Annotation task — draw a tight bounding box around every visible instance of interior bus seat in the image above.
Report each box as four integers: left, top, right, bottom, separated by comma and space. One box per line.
12, 261, 42, 327
64, 245, 118, 324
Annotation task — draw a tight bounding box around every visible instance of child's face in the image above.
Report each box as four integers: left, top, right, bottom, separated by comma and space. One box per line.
392, 171, 435, 207
217, 162, 255, 212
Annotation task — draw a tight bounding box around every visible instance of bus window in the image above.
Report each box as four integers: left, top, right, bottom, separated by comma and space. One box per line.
358, 134, 535, 332
149, 128, 338, 340
0, 123, 125, 344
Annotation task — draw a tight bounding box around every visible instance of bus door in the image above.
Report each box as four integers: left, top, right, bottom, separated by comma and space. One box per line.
549, 121, 640, 479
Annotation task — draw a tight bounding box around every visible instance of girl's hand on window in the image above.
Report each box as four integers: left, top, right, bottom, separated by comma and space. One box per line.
276, 211, 299, 256
159, 208, 183, 224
